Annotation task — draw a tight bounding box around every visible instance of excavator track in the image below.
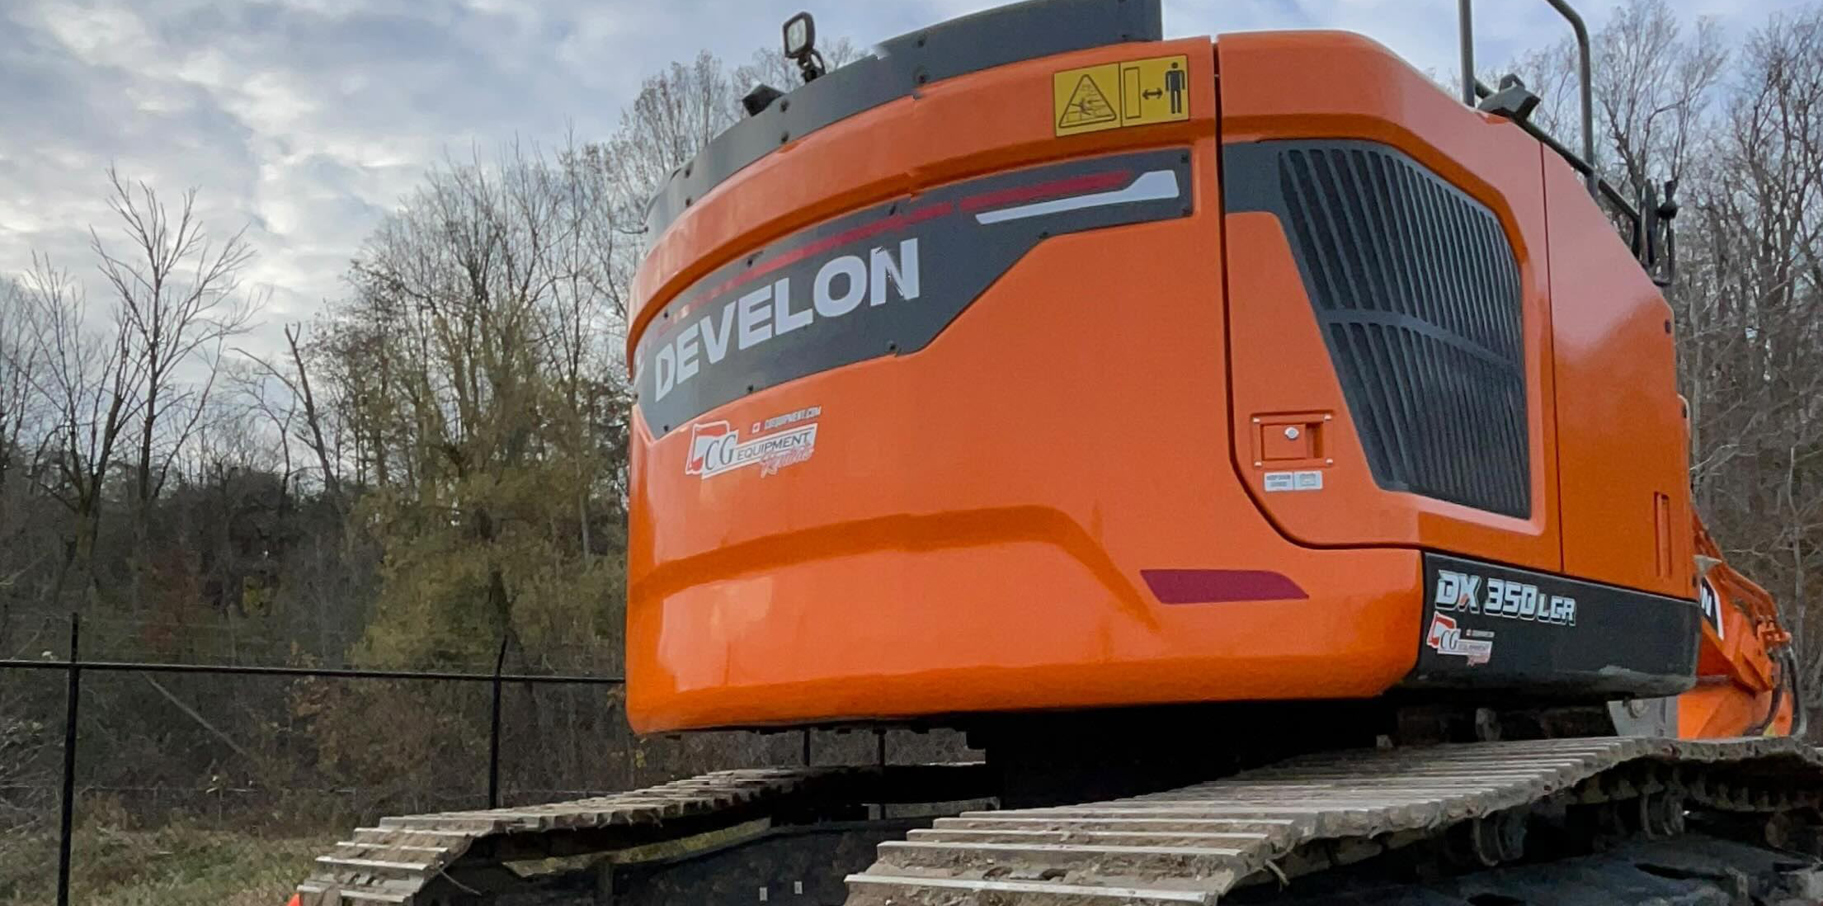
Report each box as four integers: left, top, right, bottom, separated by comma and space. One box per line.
297, 767, 838, 905
295, 763, 990, 905
846, 736, 1823, 905
298, 737, 1823, 905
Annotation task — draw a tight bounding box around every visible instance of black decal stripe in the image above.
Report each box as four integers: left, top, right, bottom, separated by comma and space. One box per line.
1404, 553, 1699, 698
634, 148, 1192, 435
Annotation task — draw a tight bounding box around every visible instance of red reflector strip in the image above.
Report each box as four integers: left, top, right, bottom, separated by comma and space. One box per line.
1141, 569, 1309, 604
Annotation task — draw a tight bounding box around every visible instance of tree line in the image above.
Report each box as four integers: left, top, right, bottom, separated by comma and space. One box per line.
0, 40, 864, 846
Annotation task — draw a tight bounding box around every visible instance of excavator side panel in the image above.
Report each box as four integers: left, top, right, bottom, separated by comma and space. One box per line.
1217, 31, 1561, 573
1541, 154, 1695, 600
1215, 32, 1701, 696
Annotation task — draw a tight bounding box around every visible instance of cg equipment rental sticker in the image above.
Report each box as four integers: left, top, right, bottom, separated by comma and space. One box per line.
685, 407, 820, 480
1053, 54, 1191, 136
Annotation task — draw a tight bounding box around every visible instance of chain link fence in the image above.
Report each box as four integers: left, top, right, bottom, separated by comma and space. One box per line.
0, 615, 966, 905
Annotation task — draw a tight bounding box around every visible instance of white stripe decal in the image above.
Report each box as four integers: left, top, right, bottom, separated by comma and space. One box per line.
973, 170, 1181, 224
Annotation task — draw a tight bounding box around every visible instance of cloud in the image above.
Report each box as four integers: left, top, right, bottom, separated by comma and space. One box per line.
0, 0, 1802, 360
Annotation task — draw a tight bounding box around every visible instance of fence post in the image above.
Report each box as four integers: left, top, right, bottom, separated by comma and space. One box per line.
488, 637, 507, 809
56, 614, 80, 906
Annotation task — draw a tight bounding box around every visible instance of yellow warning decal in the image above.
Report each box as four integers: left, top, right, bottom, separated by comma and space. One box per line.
1052, 54, 1191, 137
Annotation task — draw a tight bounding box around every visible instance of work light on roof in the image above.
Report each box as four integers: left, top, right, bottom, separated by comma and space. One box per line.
783, 11, 826, 82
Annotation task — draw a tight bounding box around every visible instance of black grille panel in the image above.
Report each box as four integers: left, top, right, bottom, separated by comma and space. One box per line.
1224, 140, 1530, 517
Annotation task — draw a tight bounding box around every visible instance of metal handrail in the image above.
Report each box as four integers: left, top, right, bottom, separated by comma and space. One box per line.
1459, 0, 1596, 194
1459, 1, 1679, 284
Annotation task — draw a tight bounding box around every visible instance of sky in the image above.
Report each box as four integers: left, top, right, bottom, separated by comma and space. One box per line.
0, 0, 1810, 359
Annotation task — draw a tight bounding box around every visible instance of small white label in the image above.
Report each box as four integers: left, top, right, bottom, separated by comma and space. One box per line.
1265, 470, 1324, 492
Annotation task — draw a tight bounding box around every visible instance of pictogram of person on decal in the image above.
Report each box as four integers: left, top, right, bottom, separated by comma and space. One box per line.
1165, 61, 1185, 114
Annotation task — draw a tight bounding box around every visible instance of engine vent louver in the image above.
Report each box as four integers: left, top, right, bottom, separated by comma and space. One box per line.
1225, 140, 1530, 518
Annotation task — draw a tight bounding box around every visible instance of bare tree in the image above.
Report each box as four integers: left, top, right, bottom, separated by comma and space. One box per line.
286, 324, 340, 503
0, 278, 38, 519
91, 167, 259, 522
1592, 0, 1726, 194
236, 323, 342, 507
224, 356, 297, 489
0, 278, 43, 644
22, 254, 145, 607
89, 167, 260, 616
602, 51, 740, 217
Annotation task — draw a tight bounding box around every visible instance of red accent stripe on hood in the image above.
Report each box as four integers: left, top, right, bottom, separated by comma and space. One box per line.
959, 169, 1133, 212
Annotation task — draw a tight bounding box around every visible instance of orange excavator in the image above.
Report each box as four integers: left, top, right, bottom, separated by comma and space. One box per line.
298, 1, 1816, 903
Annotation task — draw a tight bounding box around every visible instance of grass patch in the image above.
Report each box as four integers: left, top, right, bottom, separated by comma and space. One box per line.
0, 825, 329, 906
